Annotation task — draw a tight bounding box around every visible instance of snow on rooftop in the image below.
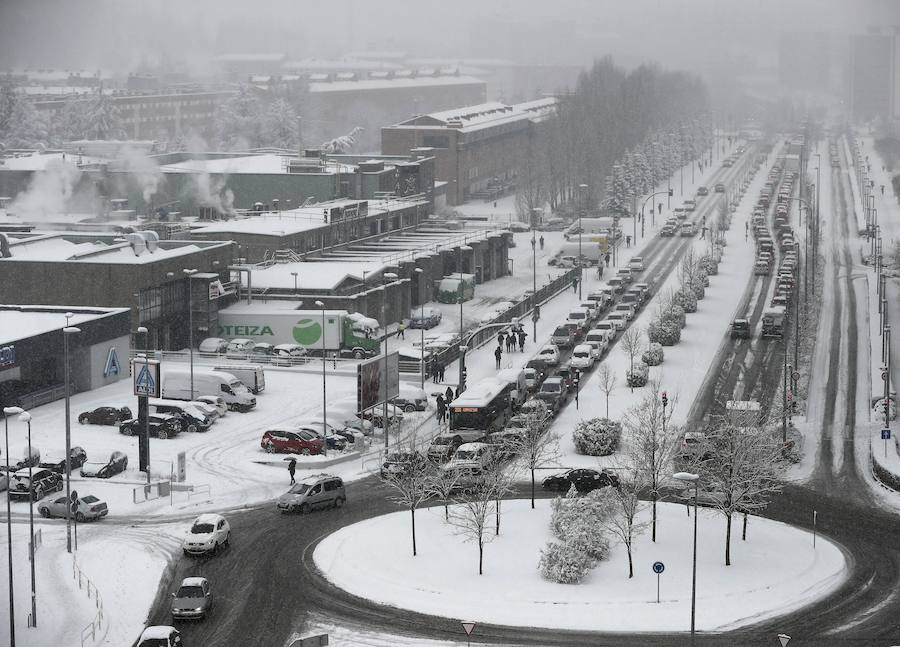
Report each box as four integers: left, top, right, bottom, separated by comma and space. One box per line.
159, 154, 354, 175
284, 57, 402, 71
0, 306, 128, 345
0, 152, 107, 171
308, 75, 484, 94
1, 234, 216, 264
248, 260, 386, 291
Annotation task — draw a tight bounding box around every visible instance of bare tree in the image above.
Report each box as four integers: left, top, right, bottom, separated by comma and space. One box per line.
380, 448, 434, 557
619, 327, 644, 392
506, 411, 560, 509
446, 467, 511, 575
625, 382, 679, 542
595, 466, 648, 578
597, 363, 616, 417
427, 465, 461, 521
683, 416, 784, 565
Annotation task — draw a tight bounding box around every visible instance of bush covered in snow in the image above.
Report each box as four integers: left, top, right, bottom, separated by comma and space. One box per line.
700, 255, 719, 275
673, 288, 698, 313
626, 361, 650, 387
539, 541, 594, 584
648, 318, 681, 346
690, 279, 706, 300
660, 302, 686, 328
572, 417, 621, 456
642, 342, 664, 366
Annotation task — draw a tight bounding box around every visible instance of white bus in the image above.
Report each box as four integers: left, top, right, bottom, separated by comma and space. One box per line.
449, 378, 515, 436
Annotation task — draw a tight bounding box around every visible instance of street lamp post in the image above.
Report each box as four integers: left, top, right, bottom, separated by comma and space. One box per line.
3, 406, 22, 647
578, 183, 588, 299
531, 208, 540, 340
414, 268, 425, 389
315, 300, 327, 457
291, 272, 298, 293
18, 411, 37, 627
673, 471, 700, 647
136, 326, 150, 483
382, 272, 399, 450
183, 268, 198, 399
62, 325, 80, 553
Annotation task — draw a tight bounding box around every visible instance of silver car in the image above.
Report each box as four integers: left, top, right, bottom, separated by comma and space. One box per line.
277, 474, 346, 514
171, 577, 212, 620
38, 494, 108, 521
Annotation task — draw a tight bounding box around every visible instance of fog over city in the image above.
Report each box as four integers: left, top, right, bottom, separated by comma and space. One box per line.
2, 1, 900, 646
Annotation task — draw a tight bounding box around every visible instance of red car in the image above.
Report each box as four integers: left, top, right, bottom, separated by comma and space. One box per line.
261, 428, 324, 455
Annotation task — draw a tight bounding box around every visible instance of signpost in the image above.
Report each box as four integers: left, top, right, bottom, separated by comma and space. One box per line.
882, 428, 891, 457
461, 621, 476, 647
133, 358, 160, 476
652, 561, 665, 603
777, 633, 791, 647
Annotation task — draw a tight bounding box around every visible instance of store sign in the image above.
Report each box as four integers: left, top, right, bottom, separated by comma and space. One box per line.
103, 347, 122, 377
0, 345, 16, 369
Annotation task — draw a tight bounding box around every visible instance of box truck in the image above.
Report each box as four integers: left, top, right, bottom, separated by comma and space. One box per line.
161, 367, 256, 412
213, 365, 265, 394
216, 306, 380, 359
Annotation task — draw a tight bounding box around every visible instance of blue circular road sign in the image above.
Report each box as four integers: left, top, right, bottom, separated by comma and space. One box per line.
652, 561, 665, 574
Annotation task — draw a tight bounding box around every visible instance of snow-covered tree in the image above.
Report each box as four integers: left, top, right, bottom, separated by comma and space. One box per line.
507, 411, 559, 508
595, 466, 647, 578
321, 126, 363, 154
597, 363, 616, 417
4, 97, 50, 148
647, 317, 681, 346
620, 327, 644, 392
539, 538, 596, 584
0, 84, 16, 136
626, 385, 679, 542
83, 92, 125, 140
380, 449, 434, 556
214, 85, 265, 149
261, 98, 299, 148
642, 342, 664, 366
53, 97, 90, 143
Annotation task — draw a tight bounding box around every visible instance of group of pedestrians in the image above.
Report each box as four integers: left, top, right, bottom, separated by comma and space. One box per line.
435, 385, 456, 424
430, 361, 446, 382
494, 327, 528, 368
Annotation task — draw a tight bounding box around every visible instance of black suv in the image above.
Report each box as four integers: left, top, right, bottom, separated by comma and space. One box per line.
119, 414, 182, 439
8, 468, 63, 502
78, 406, 132, 425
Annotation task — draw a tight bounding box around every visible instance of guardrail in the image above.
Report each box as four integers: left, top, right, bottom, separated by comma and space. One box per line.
73, 558, 105, 647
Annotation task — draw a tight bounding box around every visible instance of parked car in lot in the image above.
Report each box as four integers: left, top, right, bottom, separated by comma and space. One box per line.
150, 400, 212, 433
260, 428, 325, 455
183, 513, 231, 556
294, 422, 349, 451
272, 343, 308, 365
8, 468, 62, 501
276, 474, 345, 514
250, 343, 275, 359
39, 493, 108, 521
137, 626, 183, 647
536, 344, 561, 366
188, 400, 220, 422
409, 306, 443, 329
80, 451, 128, 479
78, 406, 132, 425
536, 377, 567, 413
120, 413, 182, 439
170, 577, 213, 621
39, 446, 87, 474
542, 468, 620, 492
393, 383, 429, 412
198, 337, 228, 354
195, 395, 227, 417
225, 338, 255, 358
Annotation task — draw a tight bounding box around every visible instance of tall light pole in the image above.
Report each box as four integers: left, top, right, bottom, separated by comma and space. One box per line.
382, 272, 398, 450
673, 471, 700, 647
18, 411, 36, 627
3, 406, 22, 647
578, 183, 587, 299
414, 268, 425, 389
315, 300, 327, 457
291, 272, 299, 293
183, 268, 198, 399
531, 208, 539, 340
62, 325, 80, 553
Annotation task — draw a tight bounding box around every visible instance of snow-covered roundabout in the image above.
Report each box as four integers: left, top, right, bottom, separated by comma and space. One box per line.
314, 500, 847, 632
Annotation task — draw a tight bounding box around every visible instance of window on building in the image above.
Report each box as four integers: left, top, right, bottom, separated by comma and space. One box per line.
422, 135, 450, 149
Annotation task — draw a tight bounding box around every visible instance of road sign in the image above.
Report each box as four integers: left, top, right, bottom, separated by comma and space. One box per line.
777, 634, 791, 647
883, 371, 889, 382
882, 429, 891, 440
133, 359, 160, 398
652, 561, 665, 574
461, 622, 476, 636
791, 371, 800, 382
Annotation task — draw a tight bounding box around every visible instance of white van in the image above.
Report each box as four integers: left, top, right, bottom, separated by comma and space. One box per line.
162, 368, 256, 412
213, 365, 265, 394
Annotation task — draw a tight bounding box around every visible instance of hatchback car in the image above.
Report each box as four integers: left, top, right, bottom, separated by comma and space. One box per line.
427, 433, 466, 462
536, 344, 561, 366
183, 513, 230, 556
38, 446, 87, 474
542, 468, 620, 492
120, 414, 182, 439
137, 626, 182, 647
606, 312, 629, 331
8, 468, 62, 502
277, 474, 346, 514
195, 395, 227, 417
198, 337, 228, 354
171, 576, 213, 621
730, 318, 752, 339
80, 451, 128, 479
570, 344, 595, 370
272, 343, 308, 365
550, 325, 577, 349
628, 256, 645, 272
78, 406, 132, 425
536, 377, 567, 413
380, 452, 429, 479
39, 493, 108, 521
261, 428, 324, 455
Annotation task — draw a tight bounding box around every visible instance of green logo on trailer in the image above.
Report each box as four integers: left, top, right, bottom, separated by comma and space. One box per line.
293, 319, 322, 345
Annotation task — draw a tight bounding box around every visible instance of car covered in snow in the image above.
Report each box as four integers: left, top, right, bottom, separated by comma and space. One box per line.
182, 513, 231, 556
80, 451, 128, 479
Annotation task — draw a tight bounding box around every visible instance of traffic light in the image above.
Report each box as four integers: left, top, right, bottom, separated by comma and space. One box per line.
661, 391, 668, 407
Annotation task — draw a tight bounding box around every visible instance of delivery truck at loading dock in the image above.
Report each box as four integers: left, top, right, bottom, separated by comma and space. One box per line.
216, 306, 381, 359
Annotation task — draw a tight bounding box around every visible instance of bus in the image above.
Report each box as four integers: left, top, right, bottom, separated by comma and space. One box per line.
449, 377, 515, 437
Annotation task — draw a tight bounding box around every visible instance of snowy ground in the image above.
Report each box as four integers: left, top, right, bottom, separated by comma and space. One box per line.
314, 500, 846, 632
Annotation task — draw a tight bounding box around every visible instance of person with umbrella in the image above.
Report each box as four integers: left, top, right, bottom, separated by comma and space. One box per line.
286, 457, 297, 484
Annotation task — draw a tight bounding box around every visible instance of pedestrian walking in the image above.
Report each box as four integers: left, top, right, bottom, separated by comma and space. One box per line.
745, 221, 749, 240
438, 363, 446, 382
287, 457, 297, 485
531, 237, 536, 250
445, 386, 454, 403
604, 252, 611, 267
497, 331, 505, 347
432, 361, 439, 382
882, 184, 885, 195
436, 394, 446, 424
506, 335, 515, 353
572, 277, 579, 293
625, 235, 631, 248
397, 322, 406, 339
701, 226, 708, 240
518, 330, 527, 352
598, 263, 604, 279
658, 203, 662, 215
539, 235, 545, 250
494, 345, 503, 369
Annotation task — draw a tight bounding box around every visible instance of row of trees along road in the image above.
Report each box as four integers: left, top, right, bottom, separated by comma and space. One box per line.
517, 56, 712, 221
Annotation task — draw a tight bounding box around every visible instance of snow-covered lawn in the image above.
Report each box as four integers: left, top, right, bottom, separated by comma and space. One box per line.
314, 500, 846, 632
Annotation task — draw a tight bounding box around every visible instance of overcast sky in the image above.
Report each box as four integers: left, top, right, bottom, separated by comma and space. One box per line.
0, 0, 897, 76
